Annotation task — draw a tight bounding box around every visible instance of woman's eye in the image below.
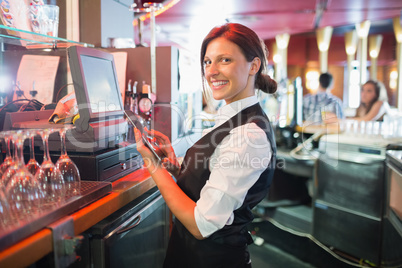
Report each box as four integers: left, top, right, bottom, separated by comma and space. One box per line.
203, 60, 211, 65
222, 58, 231, 63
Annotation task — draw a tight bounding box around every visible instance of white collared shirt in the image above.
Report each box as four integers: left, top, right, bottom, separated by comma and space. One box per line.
194, 95, 272, 237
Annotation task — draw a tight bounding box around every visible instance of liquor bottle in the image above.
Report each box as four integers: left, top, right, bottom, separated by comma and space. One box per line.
131, 81, 139, 114
124, 80, 132, 110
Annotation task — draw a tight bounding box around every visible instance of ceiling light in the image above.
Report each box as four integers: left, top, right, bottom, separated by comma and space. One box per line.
369, 50, 378, 58
273, 54, 282, 63
393, 17, 402, 43
355, 20, 371, 38
316, 26, 333, 52
344, 30, 358, 55
275, 34, 290, 50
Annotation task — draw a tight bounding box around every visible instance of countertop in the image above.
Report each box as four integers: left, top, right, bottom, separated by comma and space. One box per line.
0, 167, 155, 268
0, 148, 319, 268
276, 148, 316, 178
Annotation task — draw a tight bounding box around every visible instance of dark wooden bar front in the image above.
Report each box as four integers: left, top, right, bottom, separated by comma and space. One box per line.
0, 168, 156, 268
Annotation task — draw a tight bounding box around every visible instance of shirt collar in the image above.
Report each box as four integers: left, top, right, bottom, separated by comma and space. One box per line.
316, 91, 332, 96
214, 95, 259, 127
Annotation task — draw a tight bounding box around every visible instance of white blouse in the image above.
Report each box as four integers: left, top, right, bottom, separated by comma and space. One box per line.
194, 95, 273, 238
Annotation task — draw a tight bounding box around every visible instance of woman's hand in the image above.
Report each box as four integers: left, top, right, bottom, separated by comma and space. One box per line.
134, 127, 181, 177
134, 127, 159, 165
144, 128, 181, 177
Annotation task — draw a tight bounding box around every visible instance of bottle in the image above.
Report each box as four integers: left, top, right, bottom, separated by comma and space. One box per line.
124, 80, 132, 110
131, 81, 139, 114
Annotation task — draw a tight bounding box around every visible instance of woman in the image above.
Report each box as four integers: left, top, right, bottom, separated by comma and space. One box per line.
135, 23, 277, 267
354, 80, 389, 121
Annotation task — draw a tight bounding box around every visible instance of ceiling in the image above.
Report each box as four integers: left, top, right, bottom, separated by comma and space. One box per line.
132, 0, 402, 50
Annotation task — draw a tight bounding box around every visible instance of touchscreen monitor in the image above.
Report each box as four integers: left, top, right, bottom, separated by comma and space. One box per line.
80, 54, 123, 113
68, 46, 124, 132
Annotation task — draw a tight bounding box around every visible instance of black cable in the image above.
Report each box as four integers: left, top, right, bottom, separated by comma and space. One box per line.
0, 99, 30, 113
19, 99, 39, 112
55, 83, 74, 103
19, 99, 33, 112
21, 99, 44, 111
0, 98, 44, 113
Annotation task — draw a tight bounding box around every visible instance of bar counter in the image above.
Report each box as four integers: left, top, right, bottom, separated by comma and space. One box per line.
0, 168, 156, 268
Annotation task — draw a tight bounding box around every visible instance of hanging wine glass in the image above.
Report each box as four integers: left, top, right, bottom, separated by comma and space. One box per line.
26, 129, 41, 176
55, 126, 81, 198
35, 128, 65, 207
1, 130, 21, 188
0, 131, 15, 182
5, 130, 45, 220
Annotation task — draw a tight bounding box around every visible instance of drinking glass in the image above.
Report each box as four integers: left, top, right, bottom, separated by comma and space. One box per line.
35, 128, 65, 206
365, 121, 373, 137
373, 121, 381, 136
358, 121, 366, 136
320, 103, 336, 124
5, 130, 45, 219
26, 129, 41, 176
0, 131, 15, 181
55, 126, 80, 197
38, 5, 59, 37
1, 131, 21, 188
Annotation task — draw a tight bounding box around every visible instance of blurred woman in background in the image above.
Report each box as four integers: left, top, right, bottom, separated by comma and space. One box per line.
354, 80, 389, 121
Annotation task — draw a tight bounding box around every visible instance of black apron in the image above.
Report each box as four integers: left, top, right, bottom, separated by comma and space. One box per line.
164, 103, 276, 268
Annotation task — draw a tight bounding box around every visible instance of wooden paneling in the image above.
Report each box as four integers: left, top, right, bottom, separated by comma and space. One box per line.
79, 0, 102, 47
327, 65, 345, 101
287, 35, 309, 66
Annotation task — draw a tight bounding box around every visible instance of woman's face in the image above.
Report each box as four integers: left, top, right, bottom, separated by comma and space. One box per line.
361, 83, 377, 105
203, 37, 259, 104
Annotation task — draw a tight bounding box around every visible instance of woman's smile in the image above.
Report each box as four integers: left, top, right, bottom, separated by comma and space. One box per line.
211, 80, 229, 90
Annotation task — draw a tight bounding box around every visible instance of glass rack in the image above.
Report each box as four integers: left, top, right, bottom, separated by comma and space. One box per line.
0, 24, 94, 49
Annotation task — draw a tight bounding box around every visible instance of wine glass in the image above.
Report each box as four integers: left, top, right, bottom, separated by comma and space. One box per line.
26, 129, 41, 176
55, 126, 80, 198
0, 131, 15, 181
35, 128, 65, 207
5, 130, 45, 219
1, 131, 21, 188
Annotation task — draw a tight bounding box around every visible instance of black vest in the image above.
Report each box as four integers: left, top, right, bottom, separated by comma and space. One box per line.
175, 103, 276, 246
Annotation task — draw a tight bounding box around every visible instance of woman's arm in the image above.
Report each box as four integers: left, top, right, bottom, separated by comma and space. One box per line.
356, 101, 383, 121
134, 128, 204, 240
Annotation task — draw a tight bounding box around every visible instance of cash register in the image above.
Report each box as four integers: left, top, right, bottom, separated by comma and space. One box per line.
66, 45, 128, 152
2, 46, 144, 182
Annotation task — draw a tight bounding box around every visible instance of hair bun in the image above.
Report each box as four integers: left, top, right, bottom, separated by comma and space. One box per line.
257, 74, 277, 94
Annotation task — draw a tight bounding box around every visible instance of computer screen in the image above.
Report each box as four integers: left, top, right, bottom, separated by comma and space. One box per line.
68, 46, 124, 126
80, 54, 123, 113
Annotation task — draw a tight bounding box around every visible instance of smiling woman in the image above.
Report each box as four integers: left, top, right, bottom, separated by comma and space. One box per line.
134, 23, 278, 268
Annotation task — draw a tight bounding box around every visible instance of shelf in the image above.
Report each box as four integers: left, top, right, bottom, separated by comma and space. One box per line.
0, 24, 94, 49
